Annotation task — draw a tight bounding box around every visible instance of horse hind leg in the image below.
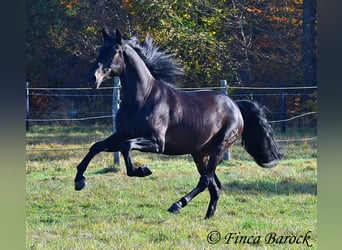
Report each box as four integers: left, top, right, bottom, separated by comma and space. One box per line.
167, 172, 222, 219
205, 174, 222, 219
167, 174, 209, 214
169, 125, 235, 218
167, 154, 208, 214
167, 154, 222, 219
198, 126, 236, 218
195, 153, 223, 219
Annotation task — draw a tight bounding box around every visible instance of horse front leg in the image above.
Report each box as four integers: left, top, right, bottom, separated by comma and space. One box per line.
121, 150, 152, 177
74, 133, 121, 190
120, 136, 165, 177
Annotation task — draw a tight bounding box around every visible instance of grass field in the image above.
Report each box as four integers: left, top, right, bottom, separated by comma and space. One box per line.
26, 125, 317, 249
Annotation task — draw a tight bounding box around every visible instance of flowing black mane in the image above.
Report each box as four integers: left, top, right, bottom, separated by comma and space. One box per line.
125, 35, 184, 83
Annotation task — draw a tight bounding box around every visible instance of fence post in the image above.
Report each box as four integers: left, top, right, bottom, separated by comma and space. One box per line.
220, 80, 230, 161
280, 83, 286, 133
112, 77, 121, 166
26, 81, 30, 132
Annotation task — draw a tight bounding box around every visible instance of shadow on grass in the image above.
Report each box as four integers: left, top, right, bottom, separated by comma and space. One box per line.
94, 166, 121, 175
223, 178, 317, 195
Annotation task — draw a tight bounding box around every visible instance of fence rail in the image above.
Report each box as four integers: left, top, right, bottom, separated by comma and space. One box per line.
26, 111, 317, 123
26, 82, 317, 111
26, 81, 317, 160
26, 136, 318, 153
26, 82, 317, 124
27, 85, 317, 91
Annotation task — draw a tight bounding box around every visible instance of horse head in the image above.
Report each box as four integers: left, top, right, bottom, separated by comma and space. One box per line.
88, 28, 125, 89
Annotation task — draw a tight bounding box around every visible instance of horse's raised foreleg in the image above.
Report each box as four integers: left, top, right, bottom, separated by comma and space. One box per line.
121, 150, 152, 177
74, 133, 121, 190
120, 136, 165, 177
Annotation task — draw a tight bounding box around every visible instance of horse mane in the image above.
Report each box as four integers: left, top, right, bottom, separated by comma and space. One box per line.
125, 34, 184, 84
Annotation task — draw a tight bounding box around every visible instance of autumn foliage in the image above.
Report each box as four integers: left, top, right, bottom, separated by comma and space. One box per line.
26, 0, 316, 115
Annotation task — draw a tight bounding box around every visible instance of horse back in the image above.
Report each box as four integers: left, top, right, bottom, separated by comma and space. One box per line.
163, 88, 242, 154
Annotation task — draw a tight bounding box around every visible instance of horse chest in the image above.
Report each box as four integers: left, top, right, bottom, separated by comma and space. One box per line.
115, 108, 160, 137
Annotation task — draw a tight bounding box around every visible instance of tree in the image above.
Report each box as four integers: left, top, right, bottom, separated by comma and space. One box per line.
26, 0, 316, 89
124, 0, 237, 87
228, 0, 305, 85
26, 0, 126, 86
26, 0, 316, 122
301, 0, 317, 85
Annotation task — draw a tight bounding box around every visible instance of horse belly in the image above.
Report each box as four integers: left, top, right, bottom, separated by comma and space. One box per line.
163, 139, 197, 155
163, 126, 215, 155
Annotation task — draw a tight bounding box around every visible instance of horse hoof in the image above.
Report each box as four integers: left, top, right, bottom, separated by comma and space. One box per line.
167, 202, 182, 214
205, 211, 215, 220
75, 179, 87, 191
138, 166, 152, 177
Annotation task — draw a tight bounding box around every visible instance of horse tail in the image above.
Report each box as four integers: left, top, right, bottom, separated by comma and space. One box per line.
235, 99, 283, 168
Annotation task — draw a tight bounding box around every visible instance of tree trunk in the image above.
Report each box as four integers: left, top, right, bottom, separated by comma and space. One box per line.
302, 0, 317, 85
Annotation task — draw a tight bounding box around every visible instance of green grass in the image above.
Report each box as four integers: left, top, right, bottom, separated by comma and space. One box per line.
26, 125, 317, 249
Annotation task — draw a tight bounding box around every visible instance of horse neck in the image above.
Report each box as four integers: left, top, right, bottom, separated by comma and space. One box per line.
120, 45, 154, 107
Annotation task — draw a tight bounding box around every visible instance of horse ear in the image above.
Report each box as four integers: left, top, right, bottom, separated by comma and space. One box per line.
102, 28, 111, 41
114, 29, 122, 44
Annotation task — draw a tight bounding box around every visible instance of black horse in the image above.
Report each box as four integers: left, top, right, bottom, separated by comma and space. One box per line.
74, 29, 282, 219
